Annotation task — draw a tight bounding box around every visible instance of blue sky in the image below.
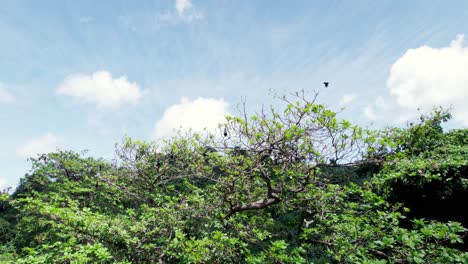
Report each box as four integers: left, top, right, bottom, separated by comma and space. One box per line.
1, 0, 468, 189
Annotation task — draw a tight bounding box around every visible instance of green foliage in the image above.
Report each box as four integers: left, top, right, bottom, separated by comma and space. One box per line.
370, 109, 468, 236
1, 94, 467, 263
299, 183, 466, 263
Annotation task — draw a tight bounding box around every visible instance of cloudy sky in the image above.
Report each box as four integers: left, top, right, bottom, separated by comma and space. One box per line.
1, 0, 468, 189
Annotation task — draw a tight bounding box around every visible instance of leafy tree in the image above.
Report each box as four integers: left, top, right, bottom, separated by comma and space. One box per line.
369, 108, 468, 251
1, 92, 466, 263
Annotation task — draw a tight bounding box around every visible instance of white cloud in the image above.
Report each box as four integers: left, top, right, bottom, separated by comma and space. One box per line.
16, 133, 64, 158
154, 0, 202, 26
0, 177, 8, 191
0, 83, 14, 104
387, 34, 468, 125
363, 105, 377, 121
57, 71, 142, 110
0, 176, 16, 192
339, 94, 357, 106
176, 0, 193, 16
152, 97, 229, 139
363, 96, 387, 121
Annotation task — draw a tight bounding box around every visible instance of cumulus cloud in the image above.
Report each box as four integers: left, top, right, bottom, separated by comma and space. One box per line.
57, 71, 142, 110
363, 105, 377, 121
152, 97, 229, 139
0, 83, 14, 104
0, 177, 8, 191
176, 0, 193, 16
387, 34, 468, 125
154, 0, 202, 26
16, 133, 64, 158
339, 94, 357, 106
0, 175, 16, 192
363, 96, 387, 121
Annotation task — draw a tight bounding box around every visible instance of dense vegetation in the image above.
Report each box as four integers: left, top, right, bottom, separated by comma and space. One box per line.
1, 92, 467, 263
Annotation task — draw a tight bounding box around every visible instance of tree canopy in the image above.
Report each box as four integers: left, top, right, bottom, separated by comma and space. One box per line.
1, 92, 467, 263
